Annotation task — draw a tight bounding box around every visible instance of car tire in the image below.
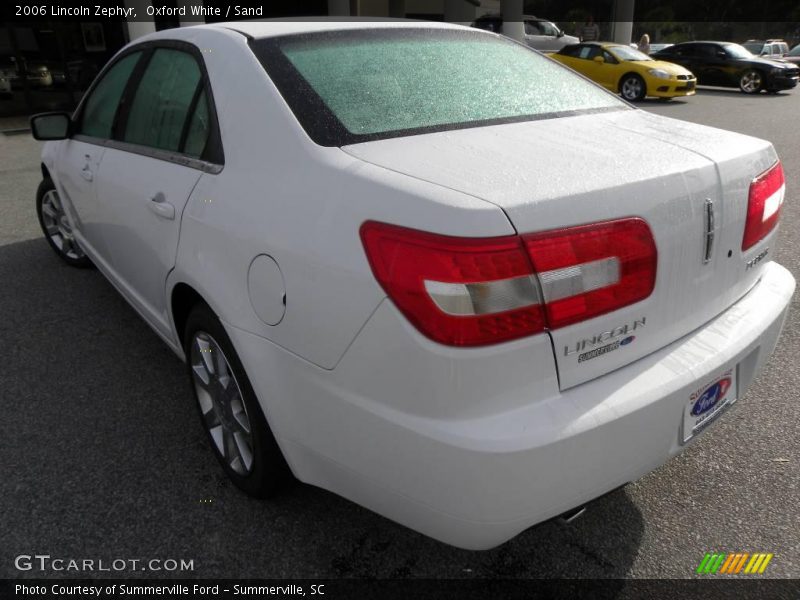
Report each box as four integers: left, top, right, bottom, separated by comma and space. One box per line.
36, 178, 93, 268
739, 70, 763, 94
184, 302, 291, 498
619, 74, 647, 101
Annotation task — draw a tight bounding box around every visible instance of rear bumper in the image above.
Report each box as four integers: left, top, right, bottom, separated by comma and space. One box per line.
226, 261, 794, 549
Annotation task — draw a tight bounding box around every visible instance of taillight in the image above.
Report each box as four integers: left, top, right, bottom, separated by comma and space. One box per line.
360, 218, 657, 347
524, 219, 657, 329
742, 161, 785, 251
359, 222, 546, 346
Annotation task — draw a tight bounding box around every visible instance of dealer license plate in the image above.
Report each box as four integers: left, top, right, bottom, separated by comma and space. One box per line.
682, 367, 737, 443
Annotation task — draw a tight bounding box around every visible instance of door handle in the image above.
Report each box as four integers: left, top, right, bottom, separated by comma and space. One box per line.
80, 166, 93, 181
147, 194, 175, 220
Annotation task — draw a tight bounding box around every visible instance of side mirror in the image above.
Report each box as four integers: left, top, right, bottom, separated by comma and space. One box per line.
30, 112, 71, 141
557, 30, 565, 38
593, 55, 605, 63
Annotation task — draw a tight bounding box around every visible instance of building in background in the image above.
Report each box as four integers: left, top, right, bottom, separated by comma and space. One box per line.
3, 0, 797, 117
1, 0, 495, 116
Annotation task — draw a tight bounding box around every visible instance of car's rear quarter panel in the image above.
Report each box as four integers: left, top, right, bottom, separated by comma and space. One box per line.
169, 26, 515, 371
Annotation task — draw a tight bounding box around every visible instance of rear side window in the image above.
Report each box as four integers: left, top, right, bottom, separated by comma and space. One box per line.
577, 46, 600, 60
123, 48, 201, 152
695, 44, 717, 58
524, 21, 541, 35
78, 52, 142, 139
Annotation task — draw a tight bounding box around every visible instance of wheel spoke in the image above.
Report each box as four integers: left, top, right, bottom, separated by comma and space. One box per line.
48, 191, 62, 211
194, 382, 214, 415
230, 395, 251, 434
209, 424, 224, 453
233, 431, 253, 472
203, 404, 221, 429
215, 351, 231, 389
62, 236, 80, 258
192, 361, 211, 386
195, 336, 215, 376
42, 203, 58, 220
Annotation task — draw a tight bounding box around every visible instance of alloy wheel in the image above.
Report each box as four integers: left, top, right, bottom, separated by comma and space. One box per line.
40, 189, 86, 260
740, 70, 762, 93
190, 331, 254, 476
621, 76, 644, 101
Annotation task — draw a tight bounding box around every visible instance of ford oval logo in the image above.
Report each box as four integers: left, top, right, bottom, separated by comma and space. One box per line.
691, 377, 732, 417
620, 336, 635, 346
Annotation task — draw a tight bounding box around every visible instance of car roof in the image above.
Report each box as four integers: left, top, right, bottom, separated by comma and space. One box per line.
475, 14, 544, 20
668, 41, 740, 47
571, 42, 617, 48
213, 18, 466, 39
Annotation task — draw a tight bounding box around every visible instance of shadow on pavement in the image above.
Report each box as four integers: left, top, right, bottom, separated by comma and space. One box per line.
695, 87, 795, 98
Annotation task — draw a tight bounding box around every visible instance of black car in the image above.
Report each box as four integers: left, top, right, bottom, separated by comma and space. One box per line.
652, 41, 799, 94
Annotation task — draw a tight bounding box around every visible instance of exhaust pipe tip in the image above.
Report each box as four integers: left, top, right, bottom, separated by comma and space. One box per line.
558, 505, 587, 524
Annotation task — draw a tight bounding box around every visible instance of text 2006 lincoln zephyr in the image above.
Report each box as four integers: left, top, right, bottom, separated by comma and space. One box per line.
30, 21, 793, 549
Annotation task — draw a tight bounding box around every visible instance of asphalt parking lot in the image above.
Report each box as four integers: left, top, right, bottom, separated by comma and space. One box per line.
1, 86, 798, 581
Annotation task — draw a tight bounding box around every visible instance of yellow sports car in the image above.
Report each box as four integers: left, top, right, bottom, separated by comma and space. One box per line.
550, 42, 697, 101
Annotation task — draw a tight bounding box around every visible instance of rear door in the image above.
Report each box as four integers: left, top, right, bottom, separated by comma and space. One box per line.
54, 50, 144, 260
700, 43, 730, 86
94, 43, 222, 339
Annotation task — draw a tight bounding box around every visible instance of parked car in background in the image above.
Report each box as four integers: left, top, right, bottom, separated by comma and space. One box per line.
742, 39, 790, 59
652, 41, 799, 93
0, 58, 54, 88
16, 61, 54, 88
648, 43, 673, 54
785, 44, 800, 65
551, 42, 696, 100
471, 14, 579, 51
0, 72, 11, 98
30, 21, 794, 550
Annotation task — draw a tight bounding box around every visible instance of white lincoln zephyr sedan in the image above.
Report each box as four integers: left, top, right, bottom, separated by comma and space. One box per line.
31, 21, 794, 549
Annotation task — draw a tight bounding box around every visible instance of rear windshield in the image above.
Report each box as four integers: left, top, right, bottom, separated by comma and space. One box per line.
250, 28, 627, 146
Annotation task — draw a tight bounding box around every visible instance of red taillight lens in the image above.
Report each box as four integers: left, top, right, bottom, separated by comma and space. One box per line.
360, 218, 657, 347
742, 161, 785, 251
523, 218, 657, 329
360, 221, 546, 346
